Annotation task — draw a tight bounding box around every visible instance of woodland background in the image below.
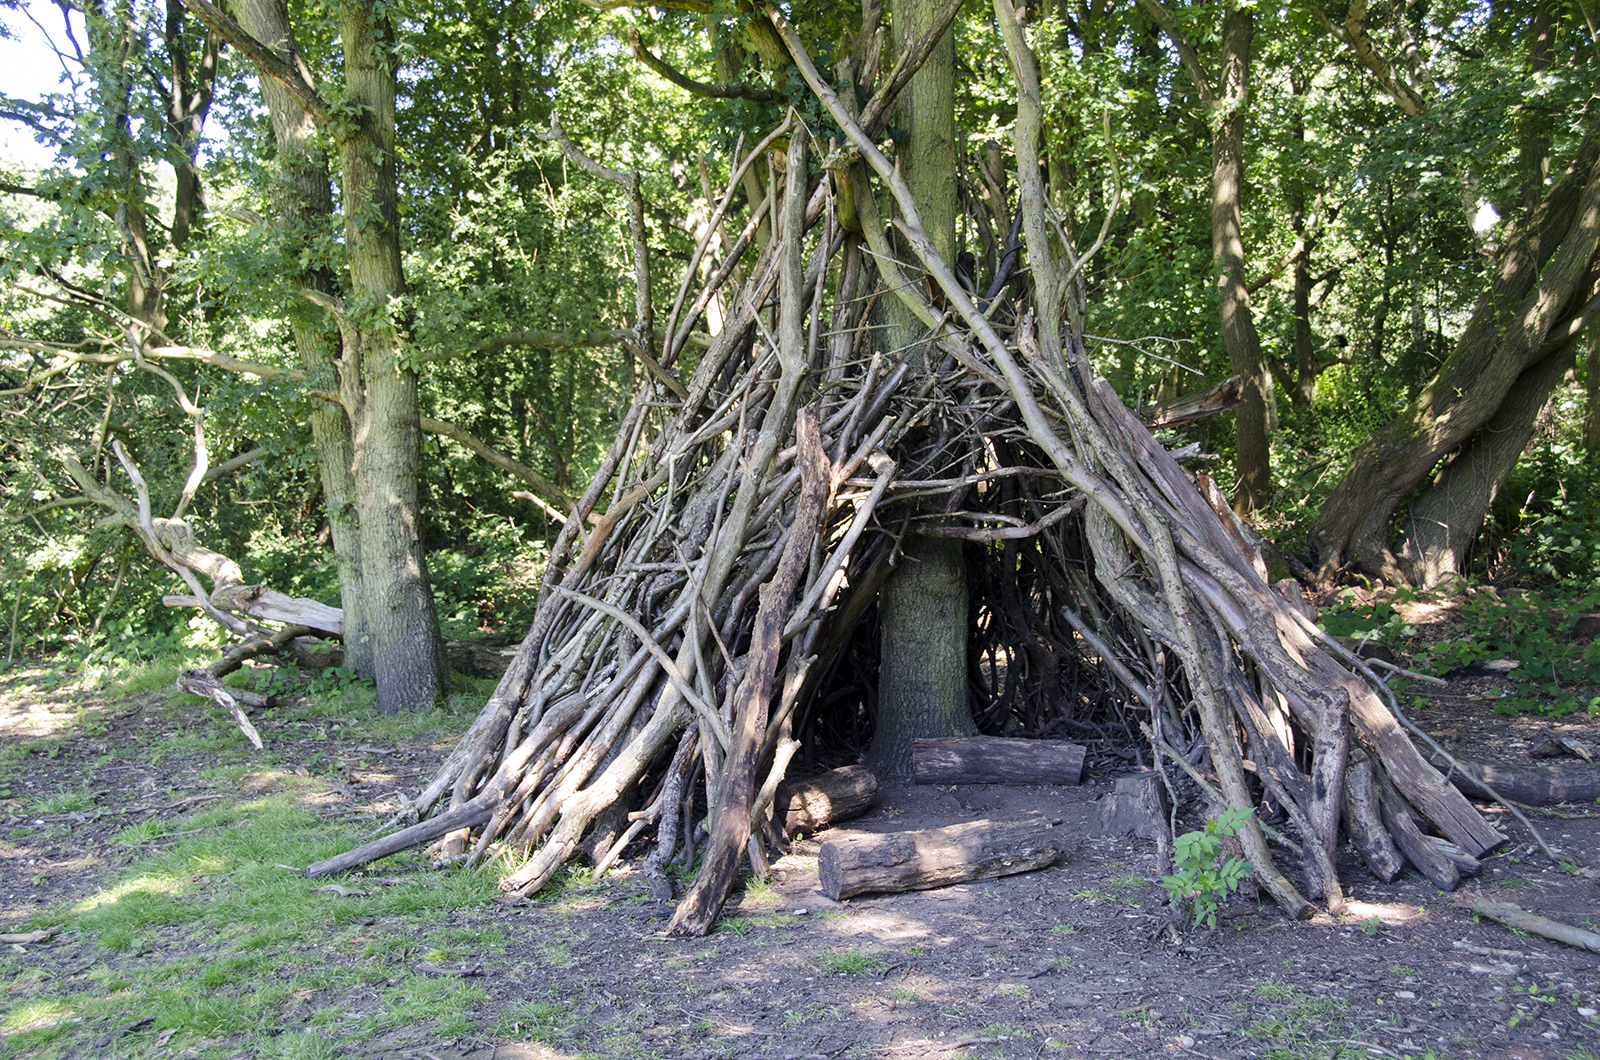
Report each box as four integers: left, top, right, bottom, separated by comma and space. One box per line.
2, 0, 1598, 699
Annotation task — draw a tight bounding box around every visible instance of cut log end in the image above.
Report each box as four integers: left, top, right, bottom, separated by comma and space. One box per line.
775, 765, 877, 836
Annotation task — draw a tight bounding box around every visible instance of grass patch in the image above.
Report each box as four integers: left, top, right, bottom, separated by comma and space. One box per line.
815, 948, 887, 977
0, 656, 509, 1060
29, 789, 96, 815
496, 1000, 574, 1042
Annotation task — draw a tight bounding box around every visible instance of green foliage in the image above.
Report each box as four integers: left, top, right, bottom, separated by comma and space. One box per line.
1482, 424, 1600, 590
1318, 595, 1415, 648
1161, 807, 1255, 930
1414, 588, 1600, 718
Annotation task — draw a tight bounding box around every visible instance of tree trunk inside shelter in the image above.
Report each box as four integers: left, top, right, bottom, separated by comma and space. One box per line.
869, 0, 972, 778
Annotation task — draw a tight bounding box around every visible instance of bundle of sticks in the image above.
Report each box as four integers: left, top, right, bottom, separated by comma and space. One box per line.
306, 4, 1509, 934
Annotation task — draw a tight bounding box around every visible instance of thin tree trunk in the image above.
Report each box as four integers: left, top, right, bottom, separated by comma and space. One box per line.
1211, 7, 1272, 512
337, 0, 444, 711
235, 0, 371, 676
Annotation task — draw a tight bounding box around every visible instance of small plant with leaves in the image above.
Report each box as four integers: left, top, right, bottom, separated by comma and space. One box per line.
1161, 806, 1255, 929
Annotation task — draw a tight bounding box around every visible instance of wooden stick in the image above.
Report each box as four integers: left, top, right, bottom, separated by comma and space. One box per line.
1457, 893, 1600, 954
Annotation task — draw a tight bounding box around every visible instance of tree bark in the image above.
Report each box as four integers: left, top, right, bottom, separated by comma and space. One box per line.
868, 0, 972, 777
818, 814, 1067, 900
1400, 336, 1580, 586
336, 0, 444, 711
911, 736, 1085, 785
775, 765, 878, 836
1210, 7, 1272, 512
1138, 0, 1273, 512
235, 0, 371, 676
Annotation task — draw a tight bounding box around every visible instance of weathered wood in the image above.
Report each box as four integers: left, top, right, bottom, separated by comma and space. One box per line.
775, 765, 878, 836
818, 813, 1067, 900
176, 669, 264, 750
1342, 754, 1404, 882
668, 371, 831, 936
1095, 770, 1169, 840
1376, 772, 1459, 891
912, 737, 1085, 785
1432, 752, 1600, 806
1426, 836, 1481, 876
1139, 374, 1244, 428
1456, 894, 1600, 954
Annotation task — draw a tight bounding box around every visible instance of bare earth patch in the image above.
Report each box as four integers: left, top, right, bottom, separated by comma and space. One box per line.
1, 659, 1598, 1059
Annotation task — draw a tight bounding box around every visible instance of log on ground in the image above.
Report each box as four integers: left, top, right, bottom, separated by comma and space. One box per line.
912, 737, 1085, 785
818, 813, 1067, 900
775, 765, 877, 836
1431, 753, 1600, 806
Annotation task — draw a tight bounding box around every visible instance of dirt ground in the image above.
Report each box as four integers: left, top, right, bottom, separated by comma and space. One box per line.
2, 645, 1600, 1060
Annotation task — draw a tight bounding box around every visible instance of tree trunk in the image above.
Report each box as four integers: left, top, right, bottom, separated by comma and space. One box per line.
867, 0, 971, 777
1587, 326, 1600, 458
1210, 7, 1272, 513
235, 0, 371, 676
337, 0, 444, 711
1311, 127, 1600, 580
1400, 338, 1580, 587
88, 0, 167, 333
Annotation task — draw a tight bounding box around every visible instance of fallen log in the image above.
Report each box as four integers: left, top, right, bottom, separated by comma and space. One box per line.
818, 813, 1067, 900
912, 737, 1085, 785
1432, 753, 1600, 806
775, 765, 878, 836
1457, 894, 1600, 954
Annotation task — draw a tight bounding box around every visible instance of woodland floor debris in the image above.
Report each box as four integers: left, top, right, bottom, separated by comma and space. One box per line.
1, 666, 1600, 1060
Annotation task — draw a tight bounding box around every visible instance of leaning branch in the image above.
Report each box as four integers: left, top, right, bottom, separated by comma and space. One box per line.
176, 0, 330, 122
420, 416, 578, 517
627, 29, 783, 103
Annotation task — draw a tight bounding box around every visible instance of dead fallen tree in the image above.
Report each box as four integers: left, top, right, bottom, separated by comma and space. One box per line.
305, 5, 1506, 934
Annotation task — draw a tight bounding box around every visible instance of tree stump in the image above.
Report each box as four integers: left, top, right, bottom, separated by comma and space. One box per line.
1095, 770, 1169, 840
818, 813, 1066, 900
775, 765, 877, 836
912, 737, 1085, 785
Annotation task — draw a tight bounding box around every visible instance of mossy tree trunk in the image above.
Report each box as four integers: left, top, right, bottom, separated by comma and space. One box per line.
335, 0, 445, 712
866, 0, 976, 777
235, 0, 372, 677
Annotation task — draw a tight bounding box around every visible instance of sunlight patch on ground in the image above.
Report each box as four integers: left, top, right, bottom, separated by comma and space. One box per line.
1393, 597, 1459, 627
72, 869, 194, 912
1321, 899, 1428, 928
0, 692, 83, 738
821, 908, 935, 941
1, 998, 74, 1037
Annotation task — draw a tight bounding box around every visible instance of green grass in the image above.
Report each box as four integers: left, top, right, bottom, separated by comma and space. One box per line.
496, 1000, 575, 1041
29, 788, 96, 815
815, 948, 887, 977
0, 654, 509, 1060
